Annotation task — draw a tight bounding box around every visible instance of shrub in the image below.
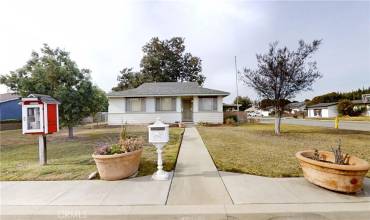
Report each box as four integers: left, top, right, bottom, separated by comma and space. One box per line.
224, 115, 238, 123
94, 125, 144, 155
337, 99, 354, 116
225, 118, 236, 125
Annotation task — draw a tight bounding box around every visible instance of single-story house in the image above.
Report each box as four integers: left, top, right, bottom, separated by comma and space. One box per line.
352, 94, 370, 116
107, 82, 229, 124
0, 93, 22, 121
306, 102, 338, 118
286, 101, 306, 114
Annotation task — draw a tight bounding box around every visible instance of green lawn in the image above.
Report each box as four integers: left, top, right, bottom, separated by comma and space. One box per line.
197, 124, 370, 178
0, 126, 184, 180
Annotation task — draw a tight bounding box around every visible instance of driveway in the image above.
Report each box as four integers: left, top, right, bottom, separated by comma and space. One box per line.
261, 118, 370, 131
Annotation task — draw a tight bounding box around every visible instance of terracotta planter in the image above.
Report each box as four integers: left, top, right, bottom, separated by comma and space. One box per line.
296, 150, 369, 193
92, 148, 143, 180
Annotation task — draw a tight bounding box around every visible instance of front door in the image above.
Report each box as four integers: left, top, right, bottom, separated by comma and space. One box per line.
182, 99, 193, 122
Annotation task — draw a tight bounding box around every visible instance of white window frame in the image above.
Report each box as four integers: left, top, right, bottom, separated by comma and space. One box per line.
199, 97, 218, 112
22, 104, 44, 134
126, 98, 145, 112
156, 97, 176, 112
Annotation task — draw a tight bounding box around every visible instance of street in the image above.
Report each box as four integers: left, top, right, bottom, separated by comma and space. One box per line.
261, 118, 370, 132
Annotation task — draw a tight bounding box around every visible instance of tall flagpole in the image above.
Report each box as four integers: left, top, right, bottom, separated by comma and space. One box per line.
234, 56, 240, 111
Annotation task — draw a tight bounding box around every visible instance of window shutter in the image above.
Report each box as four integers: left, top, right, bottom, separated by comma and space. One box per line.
141, 98, 146, 112
155, 98, 160, 111
126, 99, 131, 112
172, 98, 176, 111
213, 97, 218, 111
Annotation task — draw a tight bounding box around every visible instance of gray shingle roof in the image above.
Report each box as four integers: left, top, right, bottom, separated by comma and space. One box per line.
0, 93, 20, 103
28, 94, 61, 104
107, 82, 230, 97
306, 102, 337, 108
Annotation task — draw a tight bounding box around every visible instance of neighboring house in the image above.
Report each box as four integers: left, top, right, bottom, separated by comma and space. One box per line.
107, 82, 229, 124
352, 94, 370, 116
0, 93, 22, 121
286, 102, 306, 114
223, 103, 241, 112
245, 106, 270, 117
307, 102, 338, 118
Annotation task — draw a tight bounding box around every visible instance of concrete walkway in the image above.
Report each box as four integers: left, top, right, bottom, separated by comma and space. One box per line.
166, 127, 232, 205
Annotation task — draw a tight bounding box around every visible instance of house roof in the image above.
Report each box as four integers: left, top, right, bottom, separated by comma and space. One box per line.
286, 101, 306, 109
108, 82, 230, 97
352, 99, 370, 104
306, 102, 337, 108
26, 94, 61, 104
0, 93, 21, 103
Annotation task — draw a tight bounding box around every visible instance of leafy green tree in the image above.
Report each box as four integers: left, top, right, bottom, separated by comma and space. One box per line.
337, 99, 354, 116
241, 40, 322, 135
308, 87, 370, 105
112, 37, 205, 90
0, 44, 106, 138
233, 96, 252, 111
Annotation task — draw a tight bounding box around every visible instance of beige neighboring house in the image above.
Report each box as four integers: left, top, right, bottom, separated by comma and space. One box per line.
107, 82, 229, 124
352, 94, 370, 116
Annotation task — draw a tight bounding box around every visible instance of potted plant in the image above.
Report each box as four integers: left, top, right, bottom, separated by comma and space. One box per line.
296, 141, 369, 193
92, 126, 144, 180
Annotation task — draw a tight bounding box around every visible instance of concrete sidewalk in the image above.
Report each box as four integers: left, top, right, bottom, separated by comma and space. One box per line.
0, 173, 173, 206
166, 127, 232, 205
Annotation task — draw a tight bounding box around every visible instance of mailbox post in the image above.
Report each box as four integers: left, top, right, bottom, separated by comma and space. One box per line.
148, 118, 169, 180
21, 94, 60, 165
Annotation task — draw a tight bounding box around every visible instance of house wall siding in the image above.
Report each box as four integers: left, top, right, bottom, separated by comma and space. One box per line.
108, 112, 181, 124
327, 105, 338, 117
193, 112, 223, 123
108, 95, 224, 124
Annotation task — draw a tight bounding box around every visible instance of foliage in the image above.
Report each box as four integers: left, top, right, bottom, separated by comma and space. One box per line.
337, 99, 354, 116
233, 96, 252, 111
308, 87, 370, 105
241, 40, 322, 134
112, 37, 205, 90
258, 98, 291, 110
224, 115, 238, 123
0, 44, 107, 137
331, 140, 350, 165
94, 125, 144, 155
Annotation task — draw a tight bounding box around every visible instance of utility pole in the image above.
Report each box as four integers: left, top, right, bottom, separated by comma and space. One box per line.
234, 56, 240, 111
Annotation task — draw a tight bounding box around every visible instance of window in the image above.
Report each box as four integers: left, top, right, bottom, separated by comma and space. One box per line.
314, 109, 321, 117
156, 97, 176, 111
199, 97, 218, 111
27, 107, 41, 130
126, 98, 145, 112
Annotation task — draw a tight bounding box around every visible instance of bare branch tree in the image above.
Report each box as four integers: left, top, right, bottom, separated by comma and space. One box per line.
241, 40, 322, 135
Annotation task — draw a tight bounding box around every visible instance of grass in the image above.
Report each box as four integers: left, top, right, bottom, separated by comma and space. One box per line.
197, 123, 370, 178
306, 116, 370, 121
0, 126, 184, 180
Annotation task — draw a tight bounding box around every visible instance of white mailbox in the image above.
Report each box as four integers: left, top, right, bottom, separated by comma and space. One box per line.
148, 118, 170, 181
148, 119, 169, 143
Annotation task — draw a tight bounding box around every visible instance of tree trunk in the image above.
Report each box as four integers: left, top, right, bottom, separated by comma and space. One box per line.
68, 126, 74, 138
274, 110, 281, 135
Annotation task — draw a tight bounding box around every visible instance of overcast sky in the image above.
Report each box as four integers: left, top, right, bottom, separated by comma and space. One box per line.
1, 0, 369, 103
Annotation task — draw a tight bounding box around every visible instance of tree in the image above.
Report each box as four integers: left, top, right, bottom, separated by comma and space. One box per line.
90, 86, 109, 122
0, 44, 107, 138
241, 40, 322, 135
111, 68, 144, 91
233, 96, 252, 111
337, 99, 354, 116
258, 98, 290, 110
112, 37, 205, 90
